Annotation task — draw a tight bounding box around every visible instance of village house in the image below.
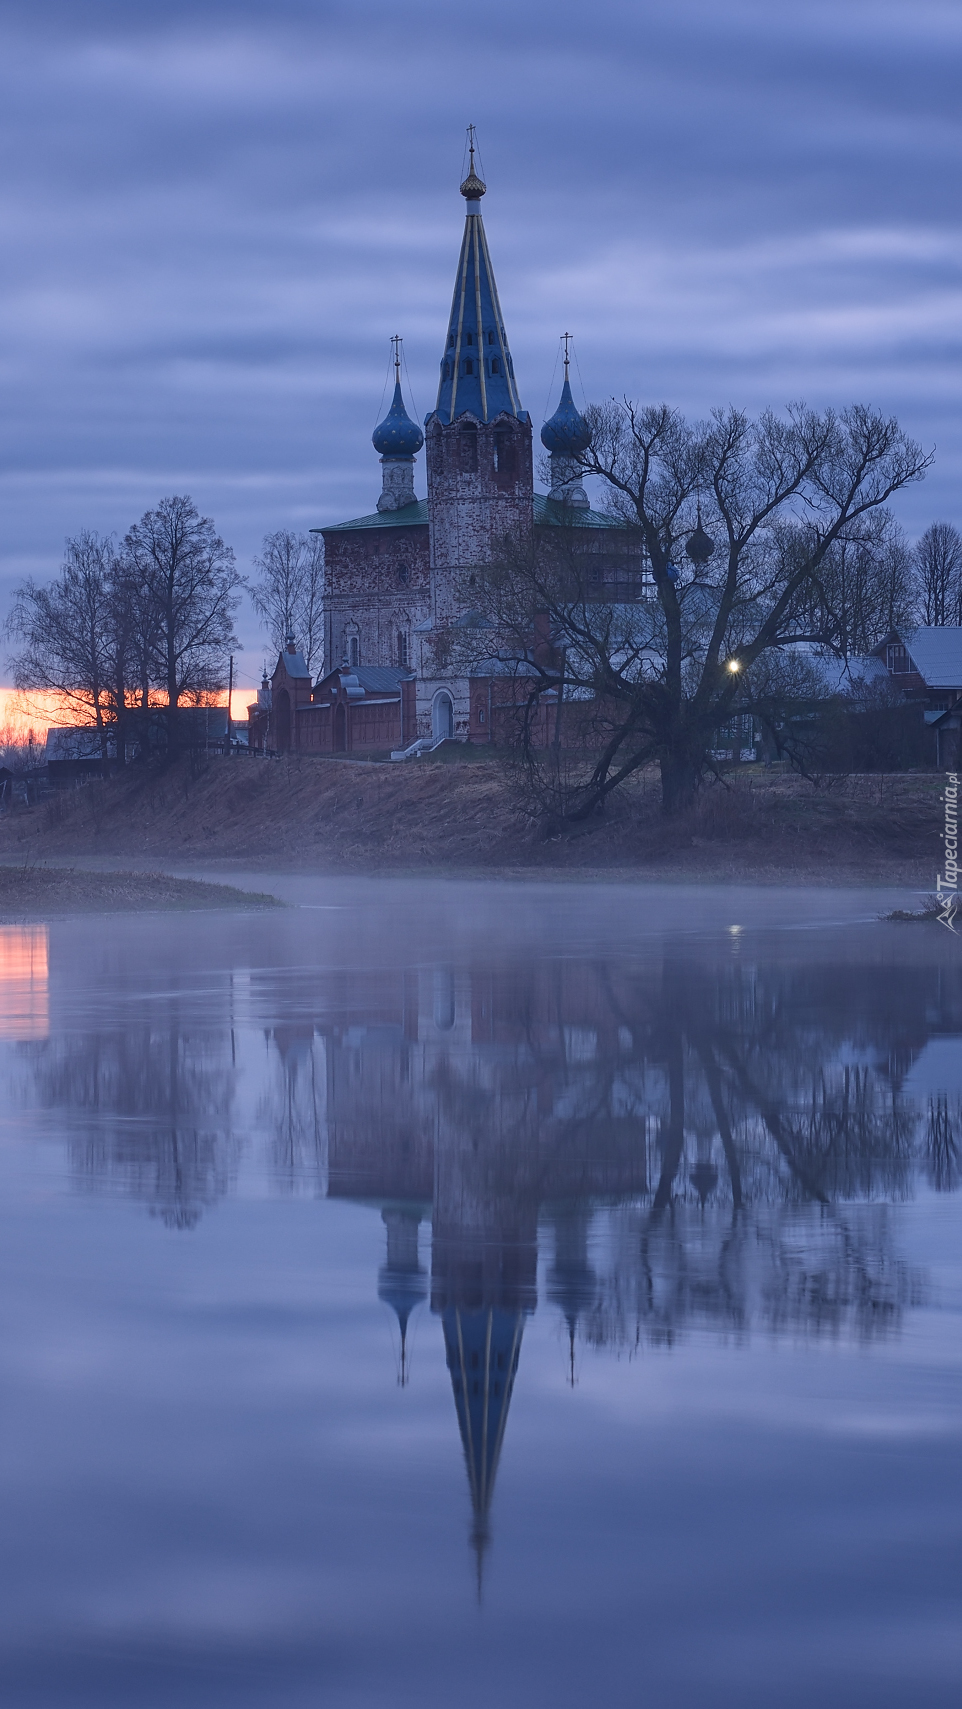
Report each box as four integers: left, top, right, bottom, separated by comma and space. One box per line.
871, 625, 962, 765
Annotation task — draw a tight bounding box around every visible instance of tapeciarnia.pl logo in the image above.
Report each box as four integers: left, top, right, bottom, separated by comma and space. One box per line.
937, 772, 959, 933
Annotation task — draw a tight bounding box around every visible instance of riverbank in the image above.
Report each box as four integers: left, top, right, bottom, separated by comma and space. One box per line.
0, 752, 945, 885
0, 863, 282, 920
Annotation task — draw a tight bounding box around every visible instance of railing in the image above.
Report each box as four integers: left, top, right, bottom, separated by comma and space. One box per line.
390, 734, 463, 761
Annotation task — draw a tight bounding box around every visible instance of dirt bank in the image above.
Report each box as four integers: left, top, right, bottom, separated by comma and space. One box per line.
0, 751, 945, 885
0, 863, 282, 921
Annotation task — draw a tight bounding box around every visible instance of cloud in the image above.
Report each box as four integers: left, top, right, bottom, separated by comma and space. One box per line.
1, 1, 961, 656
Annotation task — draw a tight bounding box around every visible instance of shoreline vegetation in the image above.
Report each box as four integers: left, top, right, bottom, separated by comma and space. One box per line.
0, 863, 282, 921
0, 751, 946, 887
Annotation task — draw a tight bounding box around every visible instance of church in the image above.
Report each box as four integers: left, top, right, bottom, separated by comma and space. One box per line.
251, 141, 642, 757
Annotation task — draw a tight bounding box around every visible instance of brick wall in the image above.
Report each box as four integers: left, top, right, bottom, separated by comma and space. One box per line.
322, 523, 430, 671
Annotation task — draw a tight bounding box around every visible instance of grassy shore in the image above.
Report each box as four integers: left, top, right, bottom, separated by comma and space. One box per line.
0, 862, 282, 921
0, 751, 945, 886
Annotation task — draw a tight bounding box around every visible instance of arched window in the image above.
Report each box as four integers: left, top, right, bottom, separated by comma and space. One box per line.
395, 562, 409, 585
477, 702, 486, 725
490, 357, 501, 375
487, 330, 495, 344
448, 332, 455, 347
459, 423, 478, 472
494, 429, 515, 475
349, 636, 359, 668
465, 330, 473, 346
463, 359, 473, 376
397, 631, 408, 667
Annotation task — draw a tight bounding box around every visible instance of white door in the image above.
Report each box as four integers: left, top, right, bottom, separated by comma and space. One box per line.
433, 692, 454, 741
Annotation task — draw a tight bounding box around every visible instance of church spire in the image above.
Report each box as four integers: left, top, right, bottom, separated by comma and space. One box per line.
441, 1305, 525, 1595
433, 129, 523, 425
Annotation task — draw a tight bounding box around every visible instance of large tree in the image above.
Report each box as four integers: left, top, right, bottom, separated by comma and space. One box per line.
248, 530, 325, 678
5, 531, 127, 762
122, 496, 241, 750
462, 402, 929, 815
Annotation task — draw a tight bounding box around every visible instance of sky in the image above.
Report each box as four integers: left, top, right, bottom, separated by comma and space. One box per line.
2, 0, 962, 691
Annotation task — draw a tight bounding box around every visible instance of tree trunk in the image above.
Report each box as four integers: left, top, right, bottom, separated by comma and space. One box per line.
659, 751, 699, 814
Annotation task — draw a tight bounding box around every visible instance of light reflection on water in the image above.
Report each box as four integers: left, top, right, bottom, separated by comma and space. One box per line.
0, 885, 960, 1708
0, 924, 48, 1040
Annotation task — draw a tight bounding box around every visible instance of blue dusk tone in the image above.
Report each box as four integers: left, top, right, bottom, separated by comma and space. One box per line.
0, 884, 960, 1707
1, 8, 962, 1705
2, 0, 962, 678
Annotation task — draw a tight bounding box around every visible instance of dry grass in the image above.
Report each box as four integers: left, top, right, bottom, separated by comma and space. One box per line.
0, 752, 945, 885
0, 861, 282, 920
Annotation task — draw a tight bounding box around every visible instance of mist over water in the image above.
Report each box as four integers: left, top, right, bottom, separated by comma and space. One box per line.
0, 882, 960, 1707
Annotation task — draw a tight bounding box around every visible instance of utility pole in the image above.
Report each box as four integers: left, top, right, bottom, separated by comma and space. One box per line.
227, 654, 234, 752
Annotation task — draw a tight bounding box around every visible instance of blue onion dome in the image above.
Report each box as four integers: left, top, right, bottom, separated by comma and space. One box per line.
372, 381, 424, 457
685, 503, 716, 566
541, 376, 591, 455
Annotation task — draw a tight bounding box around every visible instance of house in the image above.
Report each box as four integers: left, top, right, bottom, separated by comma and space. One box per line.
44, 727, 114, 780
871, 626, 962, 765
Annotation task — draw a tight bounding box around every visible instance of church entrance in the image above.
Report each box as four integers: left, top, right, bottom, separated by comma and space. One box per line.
432, 691, 454, 743
275, 688, 291, 753
334, 702, 346, 752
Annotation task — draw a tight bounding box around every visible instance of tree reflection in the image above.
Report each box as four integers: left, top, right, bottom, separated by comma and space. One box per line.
12, 928, 959, 1575
17, 1023, 236, 1228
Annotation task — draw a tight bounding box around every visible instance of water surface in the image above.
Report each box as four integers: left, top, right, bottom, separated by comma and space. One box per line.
0, 881, 959, 1707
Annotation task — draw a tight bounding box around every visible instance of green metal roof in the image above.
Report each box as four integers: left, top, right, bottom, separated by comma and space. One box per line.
315, 499, 428, 534
534, 494, 631, 530
316, 494, 631, 536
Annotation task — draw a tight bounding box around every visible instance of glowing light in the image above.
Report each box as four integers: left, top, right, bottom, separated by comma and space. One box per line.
727, 658, 741, 673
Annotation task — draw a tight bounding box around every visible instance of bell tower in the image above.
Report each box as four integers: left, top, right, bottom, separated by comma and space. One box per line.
424, 132, 533, 627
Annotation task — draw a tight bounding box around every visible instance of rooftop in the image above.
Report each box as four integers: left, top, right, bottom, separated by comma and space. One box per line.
318, 499, 428, 534
901, 626, 962, 687
317, 495, 631, 535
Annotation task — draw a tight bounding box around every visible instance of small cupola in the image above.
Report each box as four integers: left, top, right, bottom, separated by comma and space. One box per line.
372, 382, 424, 460
541, 376, 591, 457
685, 504, 716, 567
373, 337, 423, 512
542, 346, 590, 508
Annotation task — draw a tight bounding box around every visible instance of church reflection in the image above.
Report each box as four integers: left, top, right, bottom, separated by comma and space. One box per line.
10, 932, 962, 1567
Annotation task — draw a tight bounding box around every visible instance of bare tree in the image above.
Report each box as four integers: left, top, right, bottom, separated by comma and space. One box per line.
4, 531, 126, 763
913, 521, 962, 625
248, 530, 325, 678
122, 496, 241, 751
460, 402, 929, 816
805, 512, 914, 659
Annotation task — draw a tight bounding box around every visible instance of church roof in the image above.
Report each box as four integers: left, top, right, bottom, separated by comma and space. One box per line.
541, 375, 591, 455
534, 494, 628, 529
431, 168, 524, 425
372, 380, 424, 459
318, 499, 428, 534
275, 649, 311, 679
442, 1306, 524, 1559
319, 494, 629, 536
316, 665, 414, 695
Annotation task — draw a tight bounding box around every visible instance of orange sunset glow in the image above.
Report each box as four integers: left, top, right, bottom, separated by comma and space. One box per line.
0, 686, 252, 742
0, 926, 49, 1042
